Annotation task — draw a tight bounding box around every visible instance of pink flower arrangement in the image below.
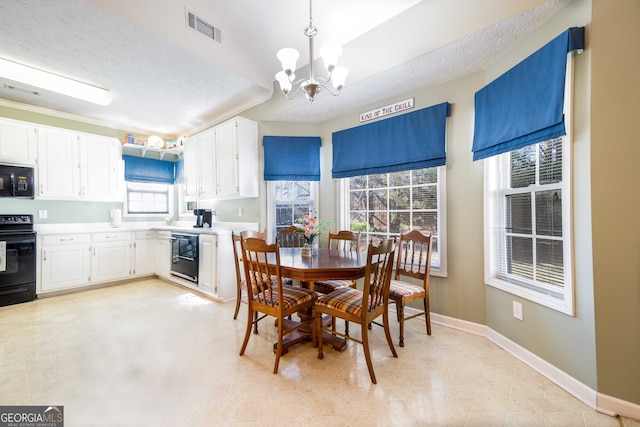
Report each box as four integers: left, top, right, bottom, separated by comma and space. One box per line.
300, 214, 330, 244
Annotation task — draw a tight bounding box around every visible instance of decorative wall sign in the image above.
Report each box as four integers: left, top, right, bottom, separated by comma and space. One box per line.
359, 98, 415, 123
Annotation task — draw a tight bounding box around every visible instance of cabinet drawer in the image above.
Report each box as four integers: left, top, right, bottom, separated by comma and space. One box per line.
93, 231, 131, 243
156, 231, 171, 239
42, 233, 91, 246
134, 230, 155, 240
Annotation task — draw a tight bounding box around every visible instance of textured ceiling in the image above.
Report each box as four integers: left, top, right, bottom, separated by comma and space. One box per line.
0, 0, 571, 138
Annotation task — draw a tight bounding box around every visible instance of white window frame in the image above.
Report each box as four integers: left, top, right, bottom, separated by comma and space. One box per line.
266, 181, 319, 242
338, 166, 447, 277
124, 182, 173, 218
483, 54, 575, 315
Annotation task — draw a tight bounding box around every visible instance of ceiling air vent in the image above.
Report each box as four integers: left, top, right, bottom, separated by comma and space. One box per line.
186, 10, 222, 44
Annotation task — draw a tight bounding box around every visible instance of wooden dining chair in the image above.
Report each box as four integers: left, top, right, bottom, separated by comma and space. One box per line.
232, 230, 266, 323
314, 238, 397, 384
313, 231, 361, 335
239, 238, 317, 374
277, 225, 306, 248
314, 231, 361, 294
388, 230, 433, 347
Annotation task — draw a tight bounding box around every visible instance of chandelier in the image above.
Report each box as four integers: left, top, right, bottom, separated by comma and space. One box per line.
275, 0, 348, 103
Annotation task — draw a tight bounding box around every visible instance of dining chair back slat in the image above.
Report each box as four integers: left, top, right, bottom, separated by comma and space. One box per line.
277, 225, 306, 248
327, 230, 360, 252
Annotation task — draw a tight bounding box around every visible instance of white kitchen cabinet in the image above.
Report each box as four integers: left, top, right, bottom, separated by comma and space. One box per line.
80, 134, 122, 201
155, 231, 172, 278
37, 126, 121, 201
214, 231, 236, 302
214, 117, 258, 199
40, 233, 91, 292
198, 234, 217, 294
132, 230, 155, 277
37, 127, 80, 199
183, 129, 215, 200
0, 118, 37, 165
183, 117, 258, 201
91, 231, 131, 284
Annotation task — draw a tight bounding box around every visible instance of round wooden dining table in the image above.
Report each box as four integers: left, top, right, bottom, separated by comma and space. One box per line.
274, 247, 367, 355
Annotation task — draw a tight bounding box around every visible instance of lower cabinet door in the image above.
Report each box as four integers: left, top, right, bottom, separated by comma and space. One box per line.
198, 235, 217, 294
133, 239, 155, 277
92, 241, 131, 283
41, 244, 91, 291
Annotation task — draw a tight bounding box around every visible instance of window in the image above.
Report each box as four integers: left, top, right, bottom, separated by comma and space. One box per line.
267, 181, 318, 241
484, 136, 573, 314
343, 166, 446, 275
126, 182, 171, 215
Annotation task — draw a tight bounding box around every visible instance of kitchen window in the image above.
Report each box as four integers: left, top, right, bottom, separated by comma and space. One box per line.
126, 182, 171, 215
484, 136, 573, 314
267, 181, 318, 242
341, 166, 446, 275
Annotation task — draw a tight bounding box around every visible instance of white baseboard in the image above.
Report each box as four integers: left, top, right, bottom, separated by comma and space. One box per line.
404, 307, 639, 420
598, 393, 640, 421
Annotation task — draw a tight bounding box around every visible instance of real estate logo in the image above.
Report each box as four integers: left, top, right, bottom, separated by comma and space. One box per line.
0, 406, 63, 427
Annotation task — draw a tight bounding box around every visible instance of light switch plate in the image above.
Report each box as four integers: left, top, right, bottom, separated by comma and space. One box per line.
38, 210, 48, 219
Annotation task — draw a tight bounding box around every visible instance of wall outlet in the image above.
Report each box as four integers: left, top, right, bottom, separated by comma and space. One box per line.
513, 301, 523, 320
38, 210, 48, 219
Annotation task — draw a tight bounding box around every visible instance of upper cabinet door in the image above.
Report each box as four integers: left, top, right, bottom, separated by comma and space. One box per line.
80, 134, 122, 201
215, 121, 238, 198
198, 130, 216, 199
183, 136, 199, 198
0, 118, 37, 166
37, 127, 80, 199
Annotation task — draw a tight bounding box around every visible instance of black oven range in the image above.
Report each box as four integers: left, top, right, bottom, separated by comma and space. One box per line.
0, 214, 37, 307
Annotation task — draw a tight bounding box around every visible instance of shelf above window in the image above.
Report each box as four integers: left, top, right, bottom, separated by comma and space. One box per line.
122, 144, 183, 161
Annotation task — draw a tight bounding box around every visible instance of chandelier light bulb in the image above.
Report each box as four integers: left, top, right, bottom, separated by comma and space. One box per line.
319, 44, 342, 71
331, 66, 349, 90
275, 71, 294, 93
277, 48, 299, 74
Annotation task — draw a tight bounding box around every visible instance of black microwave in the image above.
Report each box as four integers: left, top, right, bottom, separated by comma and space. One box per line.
0, 164, 35, 198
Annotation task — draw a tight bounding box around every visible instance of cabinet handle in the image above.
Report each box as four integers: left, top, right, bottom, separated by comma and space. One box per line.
43, 250, 46, 261
60, 238, 74, 242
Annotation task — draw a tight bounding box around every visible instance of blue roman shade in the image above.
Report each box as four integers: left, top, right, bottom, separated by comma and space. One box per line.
174, 159, 185, 185
472, 27, 585, 161
331, 102, 450, 179
123, 155, 175, 184
263, 136, 321, 181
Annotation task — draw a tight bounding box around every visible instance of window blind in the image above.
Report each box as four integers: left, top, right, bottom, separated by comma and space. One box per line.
123, 155, 175, 184
332, 102, 450, 179
263, 136, 321, 181
471, 27, 584, 161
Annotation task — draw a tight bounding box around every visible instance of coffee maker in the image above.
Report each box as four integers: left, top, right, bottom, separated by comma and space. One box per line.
193, 209, 213, 228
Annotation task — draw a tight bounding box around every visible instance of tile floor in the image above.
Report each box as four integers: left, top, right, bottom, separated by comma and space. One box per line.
0, 279, 637, 427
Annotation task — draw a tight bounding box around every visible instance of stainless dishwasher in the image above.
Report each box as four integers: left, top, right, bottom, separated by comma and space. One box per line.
170, 233, 199, 283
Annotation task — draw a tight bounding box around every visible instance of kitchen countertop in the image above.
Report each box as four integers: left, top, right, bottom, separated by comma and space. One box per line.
34, 221, 259, 236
